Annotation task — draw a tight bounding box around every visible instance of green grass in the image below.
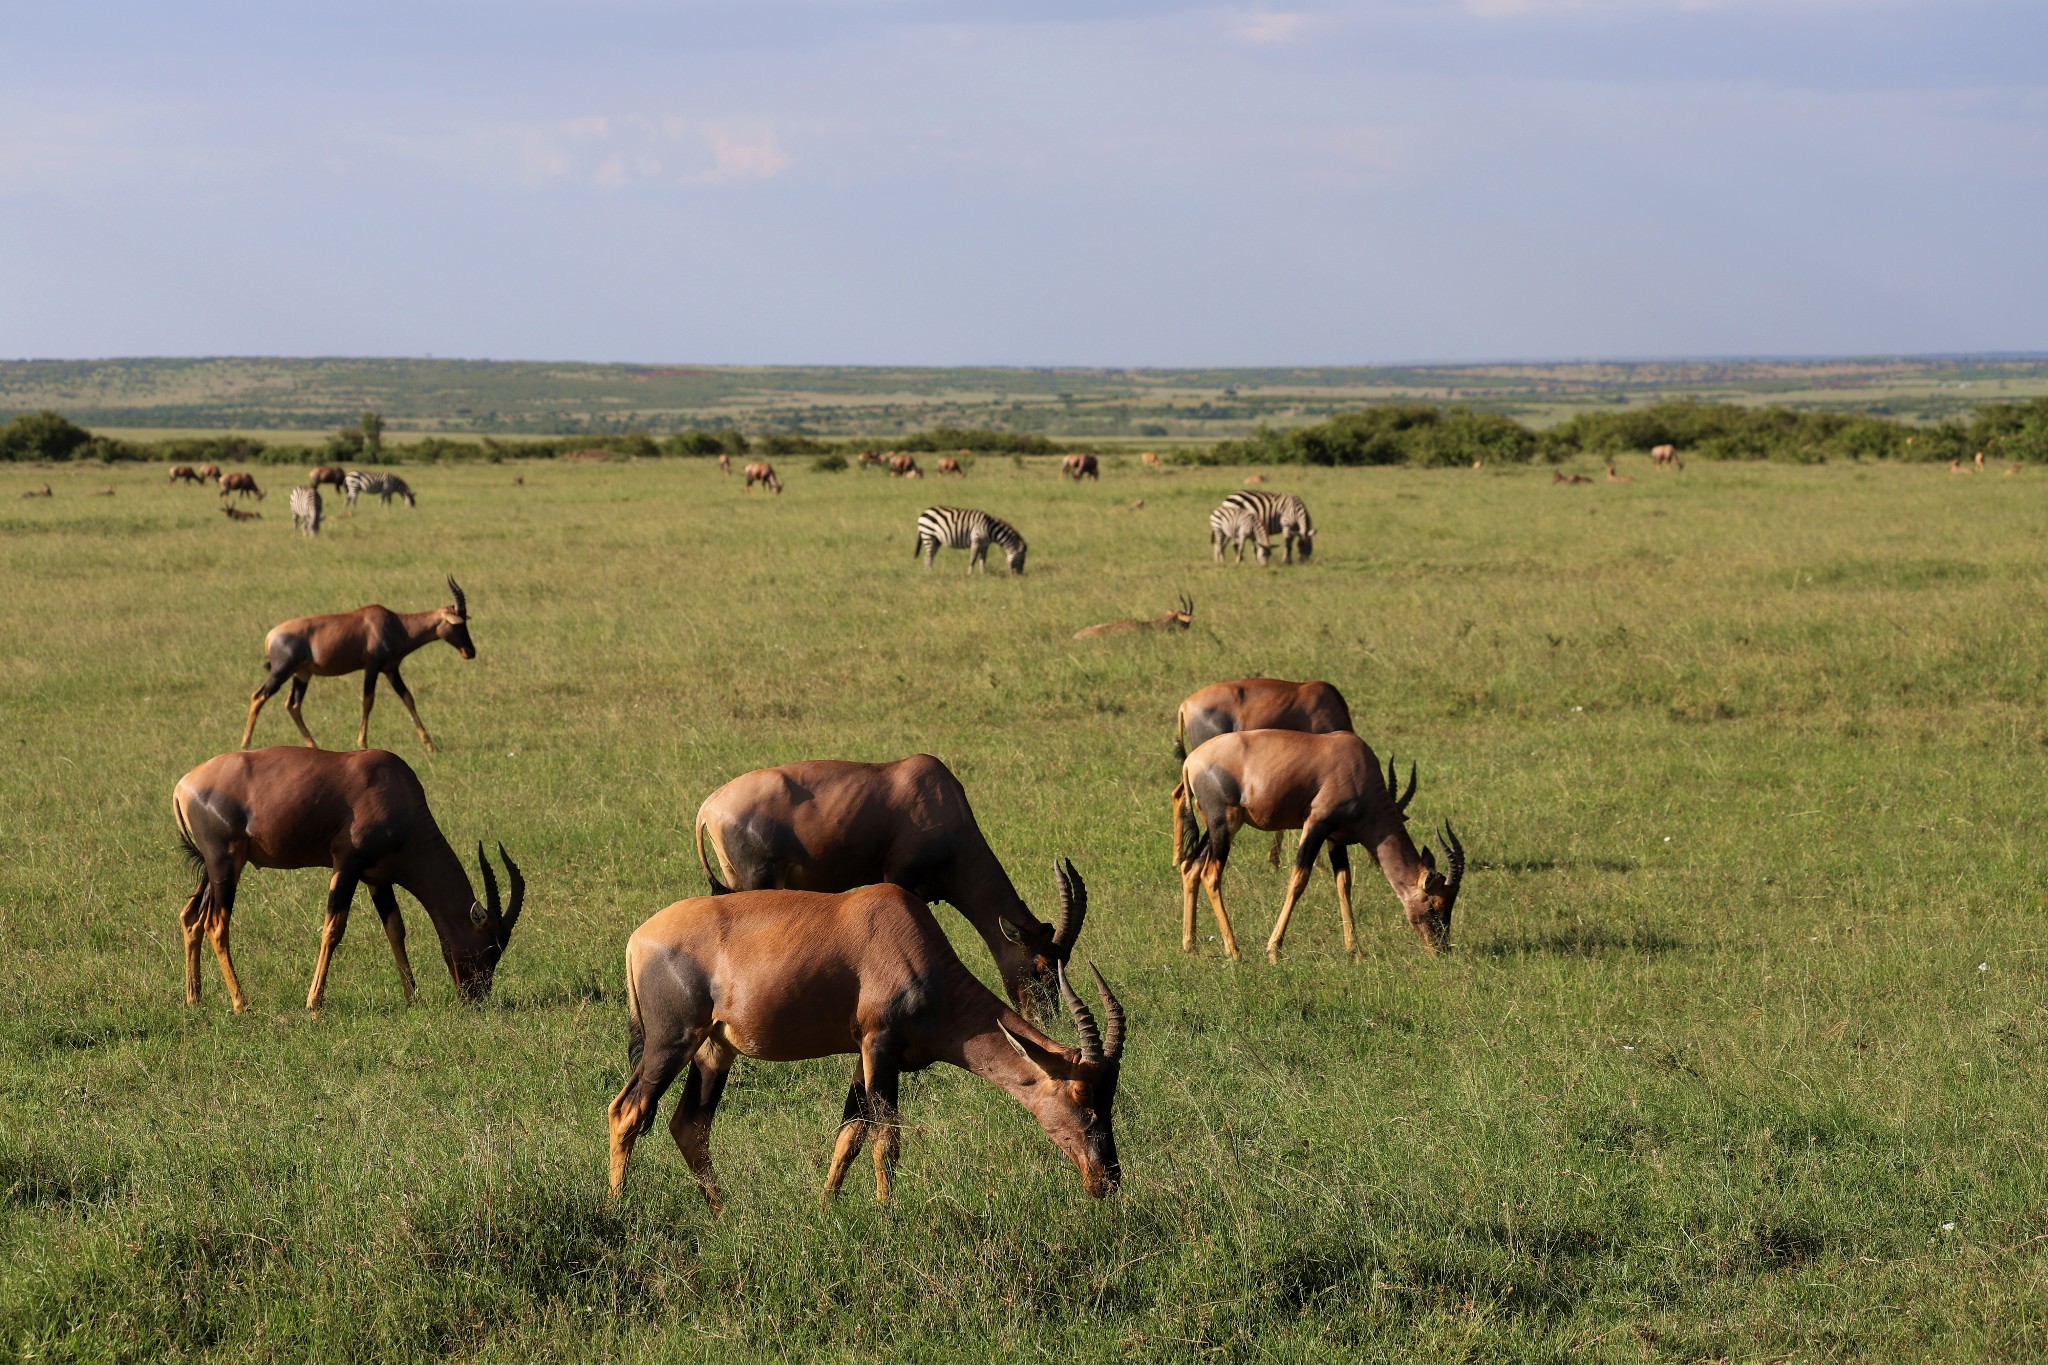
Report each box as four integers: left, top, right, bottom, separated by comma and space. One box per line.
3, 456, 2047, 1360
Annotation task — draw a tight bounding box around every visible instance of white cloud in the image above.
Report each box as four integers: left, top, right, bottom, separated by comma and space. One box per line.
516, 114, 792, 189
698, 126, 794, 182
1229, 7, 1309, 43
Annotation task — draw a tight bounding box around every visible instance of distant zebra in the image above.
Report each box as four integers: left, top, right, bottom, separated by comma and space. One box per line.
1214, 489, 1313, 564
290, 484, 323, 537
915, 506, 1028, 575
1209, 499, 1272, 565
343, 470, 415, 511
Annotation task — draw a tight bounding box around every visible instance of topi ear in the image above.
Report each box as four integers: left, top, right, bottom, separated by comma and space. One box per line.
997, 1022, 1045, 1072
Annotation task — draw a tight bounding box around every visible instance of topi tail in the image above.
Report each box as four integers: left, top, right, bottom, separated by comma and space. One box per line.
694, 817, 731, 896
1173, 779, 1209, 868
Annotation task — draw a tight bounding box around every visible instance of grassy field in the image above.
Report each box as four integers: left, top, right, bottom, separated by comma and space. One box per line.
2, 454, 2046, 1360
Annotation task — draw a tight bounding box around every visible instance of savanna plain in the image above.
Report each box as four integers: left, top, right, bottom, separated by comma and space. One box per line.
2, 455, 2046, 1362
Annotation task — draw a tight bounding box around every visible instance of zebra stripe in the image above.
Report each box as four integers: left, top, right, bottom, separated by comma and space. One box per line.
1216, 490, 1314, 563
915, 506, 1028, 574
290, 485, 323, 537
343, 470, 415, 509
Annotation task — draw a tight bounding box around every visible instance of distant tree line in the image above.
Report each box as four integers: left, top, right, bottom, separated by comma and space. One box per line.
8, 401, 2048, 467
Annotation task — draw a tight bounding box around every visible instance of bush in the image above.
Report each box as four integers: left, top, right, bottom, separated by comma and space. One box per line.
0, 410, 95, 462
809, 453, 848, 473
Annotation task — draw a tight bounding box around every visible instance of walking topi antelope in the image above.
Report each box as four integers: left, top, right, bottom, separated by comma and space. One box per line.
1173, 729, 1462, 962
240, 576, 475, 752
694, 754, 1083, 1012
1074, 594, 1193, 639
173, 746, 524, 1011
606, 864, 1125, 1207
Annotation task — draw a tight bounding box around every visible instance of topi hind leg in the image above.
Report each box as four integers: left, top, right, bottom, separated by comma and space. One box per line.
179, 878, 209, 1005
1180, 860, 1201, 954
369, 883, 416, 1003
670, 1036, 736, 1212
823, 1061, 872, 1203
241, 663, 294, 748
386, 665, 434, 751
284, 676, 317, 748
862, 1035, 904, 1204
203, 854, 249, 1013
608, 1026, 699, 1198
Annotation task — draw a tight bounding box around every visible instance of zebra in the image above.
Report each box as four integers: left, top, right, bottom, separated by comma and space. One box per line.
915, 506, 1028, 575
1209, 499, 1272, 565
1214, 490, 1314, 564
343, 470, 416, 511
289, 484, 323, 537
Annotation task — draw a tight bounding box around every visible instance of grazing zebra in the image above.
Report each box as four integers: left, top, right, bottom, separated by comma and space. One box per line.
1209, 499, 1271, 565
1214, 490, 1314, 564
343, 470, 415, 510
915, 506, 1028, 575
290, 484, 323, 537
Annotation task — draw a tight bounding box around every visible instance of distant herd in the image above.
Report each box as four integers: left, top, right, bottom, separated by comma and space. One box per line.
133, 449, 1493, 1206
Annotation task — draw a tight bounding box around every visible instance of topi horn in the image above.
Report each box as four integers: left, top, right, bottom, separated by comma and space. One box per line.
447, 575, 467, 617
498, 842, 525, 937
476, 842, 499, 922
1059, 962, 1103, 1064
1091, 963, 1125, 1063
1051, 857, 1087, 953
1440, 820, 1465, 901
1384, 755, 1417, 812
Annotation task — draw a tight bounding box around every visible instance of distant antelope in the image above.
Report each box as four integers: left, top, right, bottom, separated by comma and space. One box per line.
174, 746, 523, 1012
718, 452, 731, 476
196, 464, 223, 484
888, 453, 922, 478
1950, 458, 1968, 476
220, 472, 264, 502
1553, 471, 1592, 485
344, 470, 414, 509
308, 466, 348, 489
20, 485, 52, 498
1175, 677, 1365, 868
1074, 593, 1193, 639
1975, 450, 1986, 470
743, 461, 783, 494
240, 576, 475, 752
1649, 443, 1678, 468
1061, 453, 1099, 481
1141, 451, 1160, 467
221, 506, 261, 522
693, 754, 1083, 1012
857, 451, 887, 470
607, 873, 1124, 1207
1605, 464, 1634, 484
1243, 473, 1268, 485
916, 505, 1026, 574
937, 456, 965, 476
1175, 729, 1464, 960
90, 487, 115, 497
169, 465, 206, 485
290, 484, 323, 537
1220, 490, 1313, 563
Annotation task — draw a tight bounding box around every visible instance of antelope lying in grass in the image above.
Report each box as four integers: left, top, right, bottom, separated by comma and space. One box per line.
174, 746, 523, 1011
1174, 729, 1462, 961
221, 506, 260, 522
694, 755, 1083, 1012
1553, 471, 1592, 485
1073, 593, 1193, 638
240, 576, 475, 751
692, 757, 1089, 1015
1605, 464, 1635, 484
607, 865, 1124, 1207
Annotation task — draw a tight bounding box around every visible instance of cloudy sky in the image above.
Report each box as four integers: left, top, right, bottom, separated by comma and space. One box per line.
2, 0, 2042, 364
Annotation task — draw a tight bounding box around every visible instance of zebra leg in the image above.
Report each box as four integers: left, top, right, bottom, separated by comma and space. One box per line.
969, 535, 988, 573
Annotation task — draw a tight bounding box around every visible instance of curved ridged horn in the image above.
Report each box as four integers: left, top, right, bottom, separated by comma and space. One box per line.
476, 842, 500, 922
1178, 591, 1194, 617
1384, 755, 1417, 812
498, 842, 525, 936
1090, 963, 1125, 1063
1060, 962, 1104, 1064
1440, 821, 1465, 899
447, 575, 467, 617
1051, 857, 1087, 954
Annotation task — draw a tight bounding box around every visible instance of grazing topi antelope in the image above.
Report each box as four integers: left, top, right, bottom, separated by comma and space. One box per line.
1074, 593, 1193, 639
607, 865, 1125, 1207
196, 464, 223, 484
220, 471, 264, 502
1174, 677, 1364, 868
240, 576, 475, 752
694, 754, 1083, 1011
173, 746, 524, 1011
1061, 452, 1099, 481
308, 466, 348, 489
937, 456, 965, 477
1174, 729, 1463, 961
169, 465, 206, 485
743, 462, 783, 494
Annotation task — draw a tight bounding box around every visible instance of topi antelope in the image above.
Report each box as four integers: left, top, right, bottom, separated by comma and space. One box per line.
743, 461, 783, 494
174, 746, 523, 1011
937, 456, 965, 476
1074, 593, 1193, 639
694, 755, 1083, 1012
1061, 452, 1099, 481
1553, 471, 1592, 485
196, 464, 223, 483
888, 453, 922, 478
21, 485, 52, 498
308, 466, 348, 489
240, 576, 475, 752
718, 452, 732, 476
169, 465, 206, 485
1649, 443, 1678, 468
221, 505, 260, 521
1175, 677, 1359, 867
1141, 451, 1160, 466
1174, 729, 1463, 961
607, 866, 1124, 1207
220, 471, 264, 502
1605, 464, 1634, 484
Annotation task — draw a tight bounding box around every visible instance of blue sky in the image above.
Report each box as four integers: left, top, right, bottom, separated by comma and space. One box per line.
2, 0, 2042, 364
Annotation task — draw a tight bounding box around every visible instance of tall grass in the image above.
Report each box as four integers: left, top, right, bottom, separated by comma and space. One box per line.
1, 458, 2045, 1360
